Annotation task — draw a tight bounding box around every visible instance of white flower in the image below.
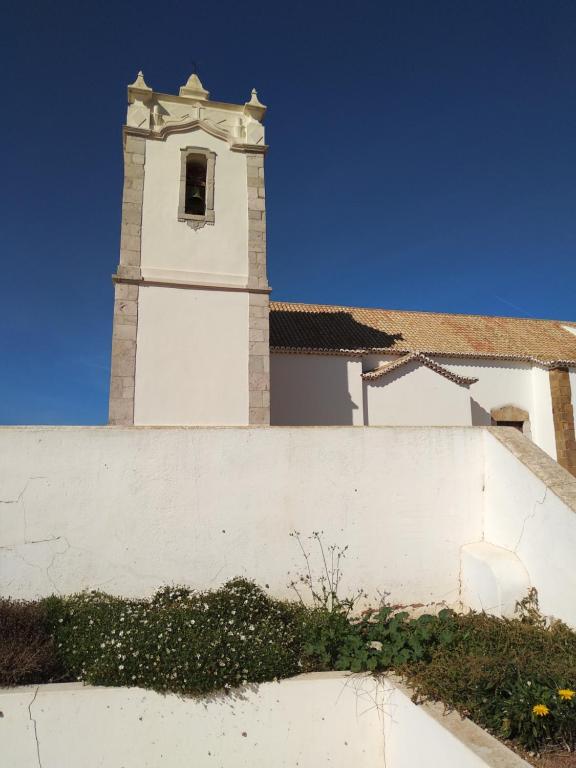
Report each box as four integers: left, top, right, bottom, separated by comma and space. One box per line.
369, 641, 383, 651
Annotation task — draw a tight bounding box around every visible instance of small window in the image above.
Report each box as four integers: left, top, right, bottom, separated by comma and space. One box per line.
184, 155, 207, 215
494, 420, 524, 431
178, 147, 216, 230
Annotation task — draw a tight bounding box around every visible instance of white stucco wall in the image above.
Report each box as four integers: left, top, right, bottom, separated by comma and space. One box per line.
270, 354, 363, 425
271, 354, 562, 460
483, 429, 576, 625
0, 426, 483, 604
141, 131, 249, 286
364, 362, 472, 427
1, 674, 527, 768
529, 366, 557, 459
134, 286, 249, 425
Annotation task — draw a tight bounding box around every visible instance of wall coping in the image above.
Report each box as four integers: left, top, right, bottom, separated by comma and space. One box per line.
1, 673, 529, 767
487, 427, 576, 512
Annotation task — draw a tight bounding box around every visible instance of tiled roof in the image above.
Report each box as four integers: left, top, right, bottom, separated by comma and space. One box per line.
362, 352, 479, 386
270, 302, 576, 366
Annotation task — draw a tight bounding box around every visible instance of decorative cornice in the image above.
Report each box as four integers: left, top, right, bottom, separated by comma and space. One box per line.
270, 346, 576, 368
123, 122, 268, 154
230, 143, 269, 154
362, 352, 479, 386
112, 274, 271, 294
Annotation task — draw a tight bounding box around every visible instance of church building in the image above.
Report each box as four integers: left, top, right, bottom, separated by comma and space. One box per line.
109, 71, 576, 476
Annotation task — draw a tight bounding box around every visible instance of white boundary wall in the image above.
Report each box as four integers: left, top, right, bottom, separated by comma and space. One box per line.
0, 673, 528, 768
0, 426, 483, 604
483, 429, 576, 625
2, 426, 576, 627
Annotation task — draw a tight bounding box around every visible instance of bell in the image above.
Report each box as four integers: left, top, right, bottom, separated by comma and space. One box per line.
186, 186, 205, 215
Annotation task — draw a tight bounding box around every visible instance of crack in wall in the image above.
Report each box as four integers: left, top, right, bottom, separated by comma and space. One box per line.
27, 686, 42, 768
514, 487, 548, 553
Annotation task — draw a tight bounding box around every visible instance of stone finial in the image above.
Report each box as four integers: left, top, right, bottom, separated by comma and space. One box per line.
127, 71, 153, 104
244, 88, 267, 121
179, 72, 210, 100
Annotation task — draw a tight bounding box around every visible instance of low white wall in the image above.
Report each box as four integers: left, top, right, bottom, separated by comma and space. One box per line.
382, 677, 528, 767
483, 429, 576, 625
0, 426, 483, 604
0, 674, 528, 768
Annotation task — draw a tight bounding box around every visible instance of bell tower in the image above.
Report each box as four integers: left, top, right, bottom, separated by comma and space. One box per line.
108, 71, 270, 426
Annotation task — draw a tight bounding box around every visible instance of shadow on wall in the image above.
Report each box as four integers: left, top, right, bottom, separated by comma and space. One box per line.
270, 311, 403, 351
270, 312, 403, 426
270, 353, 360, 425
471, 398, 492, 426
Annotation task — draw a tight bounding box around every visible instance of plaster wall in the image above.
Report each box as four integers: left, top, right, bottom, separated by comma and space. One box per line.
0, 674, 381, 768
141, 131, 249, 285
134, 286, 249, 425
483, 429, 576, 625
0, 426, 483, 604
530, 366, 557, 459
364, 362, 472, 426
270, 354, 363, 425
1, 674, 528, 768
381, 677, 529, 768
272, 354, 559, 458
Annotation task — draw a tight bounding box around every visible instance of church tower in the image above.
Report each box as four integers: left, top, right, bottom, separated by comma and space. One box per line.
108, 71, 270, 425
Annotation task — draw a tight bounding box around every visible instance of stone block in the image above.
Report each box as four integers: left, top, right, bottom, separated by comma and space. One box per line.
121, 235, 140, 252
250, 341, 269, 356
109, 398, 133, 425
125, 164, 144, 180
120, 249, 140, 267
122, 203, 142, 225
109, 378, 123, 399
251, 198, 265, 211
123, 188, 143, 204
113, 323, 137, 341
250, 372, 269, 390
115, 283, 138, 300
125, 135, 145, 153
114, 298, 138, 317
249, 407, 269, 425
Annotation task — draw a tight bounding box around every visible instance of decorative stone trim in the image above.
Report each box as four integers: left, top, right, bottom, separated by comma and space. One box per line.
109, 134, 146, 425
177, 147, 216, 230
362, 352, 478, 386
490, 405, 529, 423
487, 426, 576, 509
246, 152, 269, 424
125, 122, 268, 154
549, 368, 576, 476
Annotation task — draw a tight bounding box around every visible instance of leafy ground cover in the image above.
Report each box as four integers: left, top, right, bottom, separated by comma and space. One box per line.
2, 556, 576, 764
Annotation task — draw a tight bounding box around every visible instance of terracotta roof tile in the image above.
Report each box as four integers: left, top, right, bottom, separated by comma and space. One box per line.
270, 302, 576, 366
362, 352, 479, 386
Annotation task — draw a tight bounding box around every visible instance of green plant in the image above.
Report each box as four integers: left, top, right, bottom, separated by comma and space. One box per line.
405, 610, 576, 753
47, 579, 307, 695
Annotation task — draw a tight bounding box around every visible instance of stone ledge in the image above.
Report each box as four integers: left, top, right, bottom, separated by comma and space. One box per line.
487, 427, 576, 511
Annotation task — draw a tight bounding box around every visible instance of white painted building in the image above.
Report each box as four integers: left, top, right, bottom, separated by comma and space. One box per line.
108, 71, 576, 475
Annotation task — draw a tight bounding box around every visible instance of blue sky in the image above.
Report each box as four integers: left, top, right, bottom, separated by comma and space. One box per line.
1, 0, 575, 424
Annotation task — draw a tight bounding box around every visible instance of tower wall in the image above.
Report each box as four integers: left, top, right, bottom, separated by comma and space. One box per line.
108, 72, 270, 426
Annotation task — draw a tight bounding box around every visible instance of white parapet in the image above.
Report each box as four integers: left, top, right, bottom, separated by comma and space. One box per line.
0, 673, 529, 768
460, 541, 531, 618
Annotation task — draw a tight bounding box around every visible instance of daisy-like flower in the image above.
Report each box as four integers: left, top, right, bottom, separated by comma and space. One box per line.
532, 704, 550, 717
558, 689, 576, 701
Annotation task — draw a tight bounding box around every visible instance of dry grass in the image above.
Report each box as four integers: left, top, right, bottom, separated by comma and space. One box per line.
0, 599, 62, 686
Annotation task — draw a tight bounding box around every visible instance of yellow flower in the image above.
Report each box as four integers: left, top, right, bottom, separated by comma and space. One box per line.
532, 704, 550, 717
558, 689, 575, 701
